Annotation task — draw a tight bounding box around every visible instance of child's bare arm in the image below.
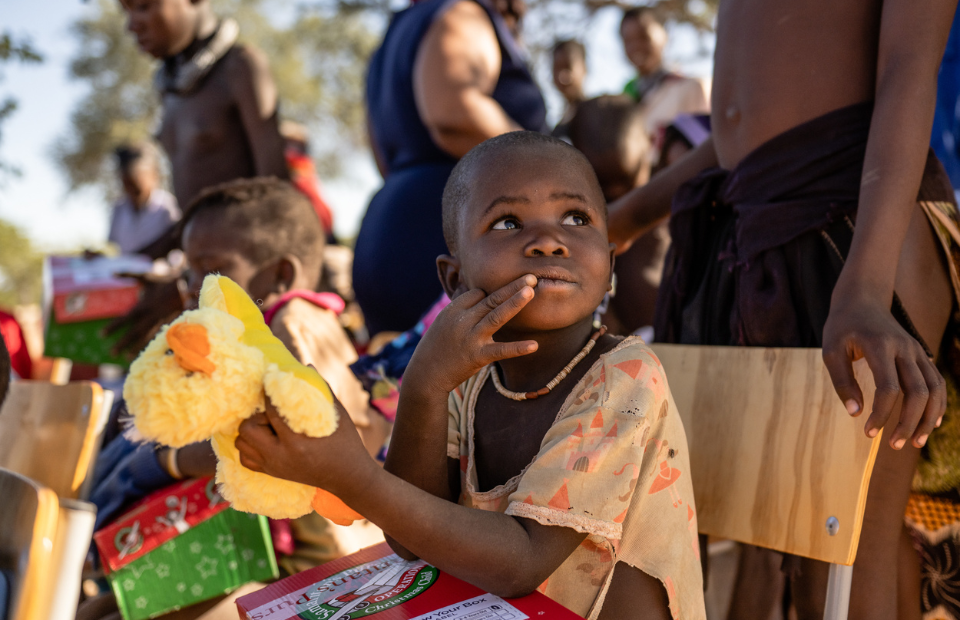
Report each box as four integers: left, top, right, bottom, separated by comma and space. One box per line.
382, 276, 539, 555
236, 400, 587, 597
607, 136, 718, 253
228, 46, 289, 180
822, 0, 957, 450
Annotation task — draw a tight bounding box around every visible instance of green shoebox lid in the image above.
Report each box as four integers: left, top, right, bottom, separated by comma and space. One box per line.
44, 315, 130, 367
109, 508, 278, 620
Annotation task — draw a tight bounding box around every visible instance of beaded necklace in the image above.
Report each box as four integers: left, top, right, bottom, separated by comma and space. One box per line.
490, 326, 607, 401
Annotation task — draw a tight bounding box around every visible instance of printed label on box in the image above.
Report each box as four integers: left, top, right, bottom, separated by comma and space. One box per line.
409, 595, 528, 620
236, 543, 585, 620
246, 554, 437, 620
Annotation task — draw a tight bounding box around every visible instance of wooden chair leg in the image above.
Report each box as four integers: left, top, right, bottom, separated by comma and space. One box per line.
824, 563, 853, 620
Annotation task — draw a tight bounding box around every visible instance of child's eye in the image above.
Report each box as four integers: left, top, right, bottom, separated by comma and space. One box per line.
562, 213, 589, 226
492, 218, 520, 230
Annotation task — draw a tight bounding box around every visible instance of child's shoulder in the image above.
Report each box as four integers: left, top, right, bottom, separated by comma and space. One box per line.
569, 335, 669, 418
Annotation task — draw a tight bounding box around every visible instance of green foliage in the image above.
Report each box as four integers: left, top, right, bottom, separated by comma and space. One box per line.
0, 219, 43, 307
55, 0, 380, 194
0, 32, 44, 180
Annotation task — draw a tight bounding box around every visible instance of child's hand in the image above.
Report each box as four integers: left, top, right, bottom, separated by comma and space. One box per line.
235, 394, 375, 496
407, 275, 540, 396
823, 295, 946, 450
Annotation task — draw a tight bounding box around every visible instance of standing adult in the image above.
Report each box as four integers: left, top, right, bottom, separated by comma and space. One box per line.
356, 0, 548, 335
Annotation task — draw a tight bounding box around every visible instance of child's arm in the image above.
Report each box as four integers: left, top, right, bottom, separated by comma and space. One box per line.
822, 0, 956, 450
236, 399, 588, 598
606, 136, 718, 253
382, 276, 538, 549
227, 45, 289, 180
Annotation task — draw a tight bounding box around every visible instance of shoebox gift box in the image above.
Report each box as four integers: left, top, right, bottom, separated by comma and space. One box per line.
94, 476, 278, 620
43, 254, 153, 366
236, 542, 585, 620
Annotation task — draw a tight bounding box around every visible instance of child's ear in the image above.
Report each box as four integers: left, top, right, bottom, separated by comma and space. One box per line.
274, 256, 301, 295
436, 254, 466, 299
607, 243, 616, 292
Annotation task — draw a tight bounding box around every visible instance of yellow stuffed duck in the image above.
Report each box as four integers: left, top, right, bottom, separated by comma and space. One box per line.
124, 274, 362, 525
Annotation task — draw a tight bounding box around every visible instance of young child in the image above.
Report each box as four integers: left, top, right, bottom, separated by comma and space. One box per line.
567, 95, 663, 336
107, 142, 181, 255
235, 132, 706, 619
90, 178, 388, 576
619, 8, 708, 163
180, 177, 391, 570
550, 39, 587, 141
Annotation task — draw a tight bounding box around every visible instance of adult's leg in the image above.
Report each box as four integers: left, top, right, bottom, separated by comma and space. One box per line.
794, 205, 952, 620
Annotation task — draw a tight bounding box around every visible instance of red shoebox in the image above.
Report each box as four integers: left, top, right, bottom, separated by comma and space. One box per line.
236, 542, 585, 620
45, 255, 152, 324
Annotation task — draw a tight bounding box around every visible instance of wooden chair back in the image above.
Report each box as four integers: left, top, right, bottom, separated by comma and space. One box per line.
651, 344, 880, 566
0, 468, 59, 620
0, 381, 111, 500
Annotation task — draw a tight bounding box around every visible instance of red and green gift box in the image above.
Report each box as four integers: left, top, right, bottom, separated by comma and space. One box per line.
94, 476, 278, 620
43, 255, 153, 366
236, 542, 584, 620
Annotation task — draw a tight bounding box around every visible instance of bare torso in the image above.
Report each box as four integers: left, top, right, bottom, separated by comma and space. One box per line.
712, 0, 881, 169
157, 45, 287, 207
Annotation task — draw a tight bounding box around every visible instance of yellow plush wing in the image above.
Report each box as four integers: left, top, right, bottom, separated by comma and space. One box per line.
202, 275, 362, 524
213, 276, 334, 404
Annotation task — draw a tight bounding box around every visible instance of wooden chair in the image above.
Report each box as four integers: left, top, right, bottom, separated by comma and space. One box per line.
0, 468, 60, 620
651, 344, 880, 620
0, 381, 112, 499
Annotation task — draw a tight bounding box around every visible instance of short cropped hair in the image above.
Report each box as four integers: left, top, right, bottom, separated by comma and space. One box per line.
182, 177, 325, 276
441, 131, 605, 254
621, 6, 662, 27
552, 39, 586, 62
115, 141, 160, 174
568, 95, 650, 176
0, 336, 10, 408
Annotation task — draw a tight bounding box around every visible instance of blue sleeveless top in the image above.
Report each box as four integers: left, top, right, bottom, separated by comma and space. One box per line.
366, 0, 548, 172
354, 0, 547, 334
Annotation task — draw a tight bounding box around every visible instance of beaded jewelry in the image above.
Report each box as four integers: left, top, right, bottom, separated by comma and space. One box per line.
490, 326, 607, 401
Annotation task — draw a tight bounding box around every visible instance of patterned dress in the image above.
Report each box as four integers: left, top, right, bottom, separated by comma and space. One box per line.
446, 337, 706, 619
910, 199, 960, 620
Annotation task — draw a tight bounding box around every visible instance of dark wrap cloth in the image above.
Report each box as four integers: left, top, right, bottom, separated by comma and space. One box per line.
654, 101, 954, 349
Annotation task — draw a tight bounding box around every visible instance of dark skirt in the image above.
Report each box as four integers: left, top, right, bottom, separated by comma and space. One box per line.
352, 162, 454, 335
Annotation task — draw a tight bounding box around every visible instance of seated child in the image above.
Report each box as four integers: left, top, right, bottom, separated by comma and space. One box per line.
235, 132, 705, 619
180, 177, 391, 570
568, 95, 664, 336
89, 178, 389, 572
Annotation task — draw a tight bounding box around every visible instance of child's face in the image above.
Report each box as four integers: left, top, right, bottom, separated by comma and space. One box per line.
552, 49, 586, 103
446, 149, 614, 333
121, 163, 158, 208
121, 0, 198, 59
182, 215, 276, 310
620, 17, 664, 76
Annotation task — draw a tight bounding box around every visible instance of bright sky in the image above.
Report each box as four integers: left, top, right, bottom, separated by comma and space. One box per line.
0, 0, 713, 251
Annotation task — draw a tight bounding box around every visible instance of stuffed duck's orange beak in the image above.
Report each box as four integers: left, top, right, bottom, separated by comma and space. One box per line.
166, 323, 216, 376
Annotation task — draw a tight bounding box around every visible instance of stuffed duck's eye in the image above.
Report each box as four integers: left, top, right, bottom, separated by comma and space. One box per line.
165, 349, 174, 356
185, 372, 194, 378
